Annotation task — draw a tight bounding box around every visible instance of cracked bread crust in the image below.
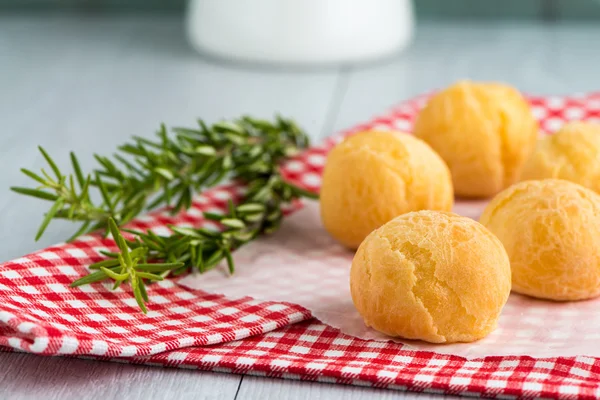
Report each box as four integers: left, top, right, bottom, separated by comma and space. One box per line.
350, 210, 511, 343
413, 81, 538, 198
320, 130, 454, 250
480, 179, 600, 301
521, 122, 600, 194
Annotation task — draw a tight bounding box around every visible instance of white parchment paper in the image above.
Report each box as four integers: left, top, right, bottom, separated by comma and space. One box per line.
179, 200, 600, 359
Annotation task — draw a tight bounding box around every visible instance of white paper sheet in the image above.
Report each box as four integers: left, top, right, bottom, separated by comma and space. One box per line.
179, 200, 600, 359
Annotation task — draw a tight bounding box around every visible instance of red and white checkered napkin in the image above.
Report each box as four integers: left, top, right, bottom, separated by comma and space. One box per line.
0, 185, 311, 357
2, 92, 600, 399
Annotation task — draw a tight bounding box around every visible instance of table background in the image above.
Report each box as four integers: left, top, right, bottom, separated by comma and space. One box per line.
2, 14, 600, 400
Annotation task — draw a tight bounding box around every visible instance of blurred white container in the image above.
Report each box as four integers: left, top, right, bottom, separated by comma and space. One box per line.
185, 0, 414, 66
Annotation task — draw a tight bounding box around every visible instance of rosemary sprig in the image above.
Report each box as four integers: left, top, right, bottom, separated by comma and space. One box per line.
12, 115, 317, 312
70, 218, 183, 313
12, 116, 311, 240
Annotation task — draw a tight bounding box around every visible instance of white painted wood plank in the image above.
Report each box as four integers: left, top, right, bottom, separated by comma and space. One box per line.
0, 15, 339, 400
330, 22, 600, 134
236, 376, 459, 400
0, 351, 241, 400
0, 15, 339, 262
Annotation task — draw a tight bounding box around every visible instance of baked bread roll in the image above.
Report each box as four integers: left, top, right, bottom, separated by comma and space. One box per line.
521, 122, 600, 193
480, 179, 600, 301
350, 210, 511, 343
413, 81, 538, 198
320, 131, 453, 249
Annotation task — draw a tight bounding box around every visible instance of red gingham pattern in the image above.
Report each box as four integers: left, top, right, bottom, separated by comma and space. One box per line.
0, 185, 310, 357
2, 92, 600, 398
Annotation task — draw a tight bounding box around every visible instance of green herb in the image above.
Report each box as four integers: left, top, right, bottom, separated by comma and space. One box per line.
13, 116, 317, 312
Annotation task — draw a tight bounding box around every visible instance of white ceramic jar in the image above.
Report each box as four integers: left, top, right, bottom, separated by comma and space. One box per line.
185, 0, 414, 66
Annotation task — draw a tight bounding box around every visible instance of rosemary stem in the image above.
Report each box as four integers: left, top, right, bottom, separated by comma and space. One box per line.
15, 115, 316, 312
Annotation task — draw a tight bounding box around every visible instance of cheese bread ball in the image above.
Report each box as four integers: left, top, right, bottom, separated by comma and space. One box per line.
413, 81, 538, 198
320, 131, 453, 249
350, 210, 511, 343
521, 122, 600, 193
480, 179, 600, 301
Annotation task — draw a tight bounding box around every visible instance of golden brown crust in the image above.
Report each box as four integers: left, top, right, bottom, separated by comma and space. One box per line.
521, 122, 600, 193
320, 131, 453, 249
413, 81, 538, 198
350, 210, 511, 343
480, 179, 600, 301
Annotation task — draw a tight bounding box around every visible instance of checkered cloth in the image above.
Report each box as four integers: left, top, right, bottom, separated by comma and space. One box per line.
2, 93, 600, 399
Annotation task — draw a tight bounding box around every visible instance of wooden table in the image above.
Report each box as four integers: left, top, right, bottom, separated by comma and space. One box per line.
1, 15, 598, 399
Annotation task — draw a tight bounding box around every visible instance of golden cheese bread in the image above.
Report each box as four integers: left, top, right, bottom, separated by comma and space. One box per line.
320, 130, 453, 249
413, 81, 538, 198
521, 122, 600, 193
350, 210, 511, 343
480, 179, 600, 301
